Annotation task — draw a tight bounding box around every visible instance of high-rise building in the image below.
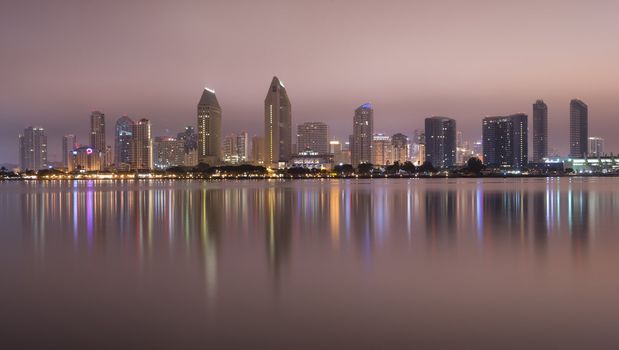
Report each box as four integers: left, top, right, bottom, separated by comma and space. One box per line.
424, 116, 456, 168
482, 114, 528, 168
197, 87, 222, 165
372, 134, 393, 165
154, 137, 185, 169
177, 126, 198, 153
391, 133, 409, 164
264, 76, 292, 166
19, 126, 48, 171
532, 100, 548, 162
222, 131, 250, 164
115, 116, 134, 167
236, 131, 249, 162
132, 119, 152, 170
588, 137, 604, 157
569, 99, 588, 158
90, 111, 106, 153
297, 122, 328, 154
251, 136, 265, 165
329, 140, 341, 155
62, 134, 77, 170
183, 148, 198, 167
71, 146, 101, 171
352, 103, 374, 166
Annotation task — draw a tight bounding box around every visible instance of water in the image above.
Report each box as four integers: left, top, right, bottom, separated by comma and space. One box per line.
1, 178, 619, 349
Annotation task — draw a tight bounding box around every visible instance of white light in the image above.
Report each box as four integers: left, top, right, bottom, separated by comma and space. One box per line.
204, 87, 215, 93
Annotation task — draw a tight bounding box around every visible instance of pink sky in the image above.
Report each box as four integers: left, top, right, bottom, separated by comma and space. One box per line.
2, 0, 619, 163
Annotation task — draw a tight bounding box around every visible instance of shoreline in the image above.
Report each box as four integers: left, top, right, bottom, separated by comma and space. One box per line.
2, 173, 618, 181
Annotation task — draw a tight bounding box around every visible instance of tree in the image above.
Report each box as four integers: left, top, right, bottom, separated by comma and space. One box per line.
401, 161, 416, 174
286, 167, 311, 177
418, 161, 437, 174
465, 157, 484, 174
194, 162, 212, 173
385, 161, 400, 174
334, 164, 354, 175
357, 163, 374, 174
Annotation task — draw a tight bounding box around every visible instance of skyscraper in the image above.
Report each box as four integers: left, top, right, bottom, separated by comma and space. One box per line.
482, 114, 528, 168
391, 133, 409, 164
236, 131, 249, 162
251, 136, 265, 165
569, 99, 588, 158
264, 76, 292, 166
424, 116, 456, 168
588, 137, 604, 157
62, 134, 77, 170
19, 126, 48, 171
115, 116, 134, 167
90, 111, 106, 153
132, 118, 152, 170
177, 126, 197, 153
153, 137, 185, 169
532, 100, 548, 163
197, 87, 222, 164
372, 134, 393, 165
297, 122, 328, 154
352, 103, 374, 166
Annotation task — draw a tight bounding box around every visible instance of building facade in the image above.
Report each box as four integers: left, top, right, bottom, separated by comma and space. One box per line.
424, 116, 456, 168
251, 136, 265, 165
372, 134, 393, 165
71, 146, 101, 171
351, 103, 374, 166
115, 116, 134, 167
132, 119, 152, 170
264, 77, 292, 166
589, 137, 604, 157
532, 100, 548, 162
197, 87, 222, 165
569, 99, 588, 158
482, 114, 528, 168
19, 126, 48, 171
90, 111, 106, 165
62, 134, 77, 170
391, 133, 409, 164
297, 122, 328, 155
154, 137, 185, 169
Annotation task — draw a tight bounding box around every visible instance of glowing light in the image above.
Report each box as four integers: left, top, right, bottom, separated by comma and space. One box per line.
204, 87, 215, 93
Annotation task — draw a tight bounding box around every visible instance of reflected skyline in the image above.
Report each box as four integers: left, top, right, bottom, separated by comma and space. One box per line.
9, 179, 613, 277
3, 178, 619, 349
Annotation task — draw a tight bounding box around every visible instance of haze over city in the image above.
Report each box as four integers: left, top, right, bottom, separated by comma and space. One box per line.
2, 0, 619, 163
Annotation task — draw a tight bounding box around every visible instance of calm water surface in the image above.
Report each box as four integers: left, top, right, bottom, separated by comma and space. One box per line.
1, 178, 619, 349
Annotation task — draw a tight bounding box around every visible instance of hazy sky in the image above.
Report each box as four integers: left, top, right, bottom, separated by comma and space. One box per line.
2, 0, 619, 163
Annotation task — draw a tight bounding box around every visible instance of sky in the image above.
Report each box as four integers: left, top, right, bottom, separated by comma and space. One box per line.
2, 0, 619, 164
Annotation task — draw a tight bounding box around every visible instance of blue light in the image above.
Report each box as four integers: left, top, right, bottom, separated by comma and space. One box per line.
361, 103, 373, 109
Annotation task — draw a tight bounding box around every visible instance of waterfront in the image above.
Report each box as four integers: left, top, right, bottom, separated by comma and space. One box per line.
2, 178, 619, 349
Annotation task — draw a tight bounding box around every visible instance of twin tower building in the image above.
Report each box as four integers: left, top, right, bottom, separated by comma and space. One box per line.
197, 76, 290, 167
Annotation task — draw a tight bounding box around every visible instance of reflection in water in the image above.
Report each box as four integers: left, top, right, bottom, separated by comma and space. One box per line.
12, 180, 613, 274
5, 178, 619, 349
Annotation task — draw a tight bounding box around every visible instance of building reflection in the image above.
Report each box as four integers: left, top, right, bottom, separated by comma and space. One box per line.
532, 191, 548, 260
11, 179, 609, 299
264, 186, 292, 288
567, 186, 589, 263
481, 190, 528, 248
424, 190, 457, 251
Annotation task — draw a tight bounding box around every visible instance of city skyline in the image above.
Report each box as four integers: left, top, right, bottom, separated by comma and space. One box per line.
3, 1, 619, 164
9, 95, 613, 170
